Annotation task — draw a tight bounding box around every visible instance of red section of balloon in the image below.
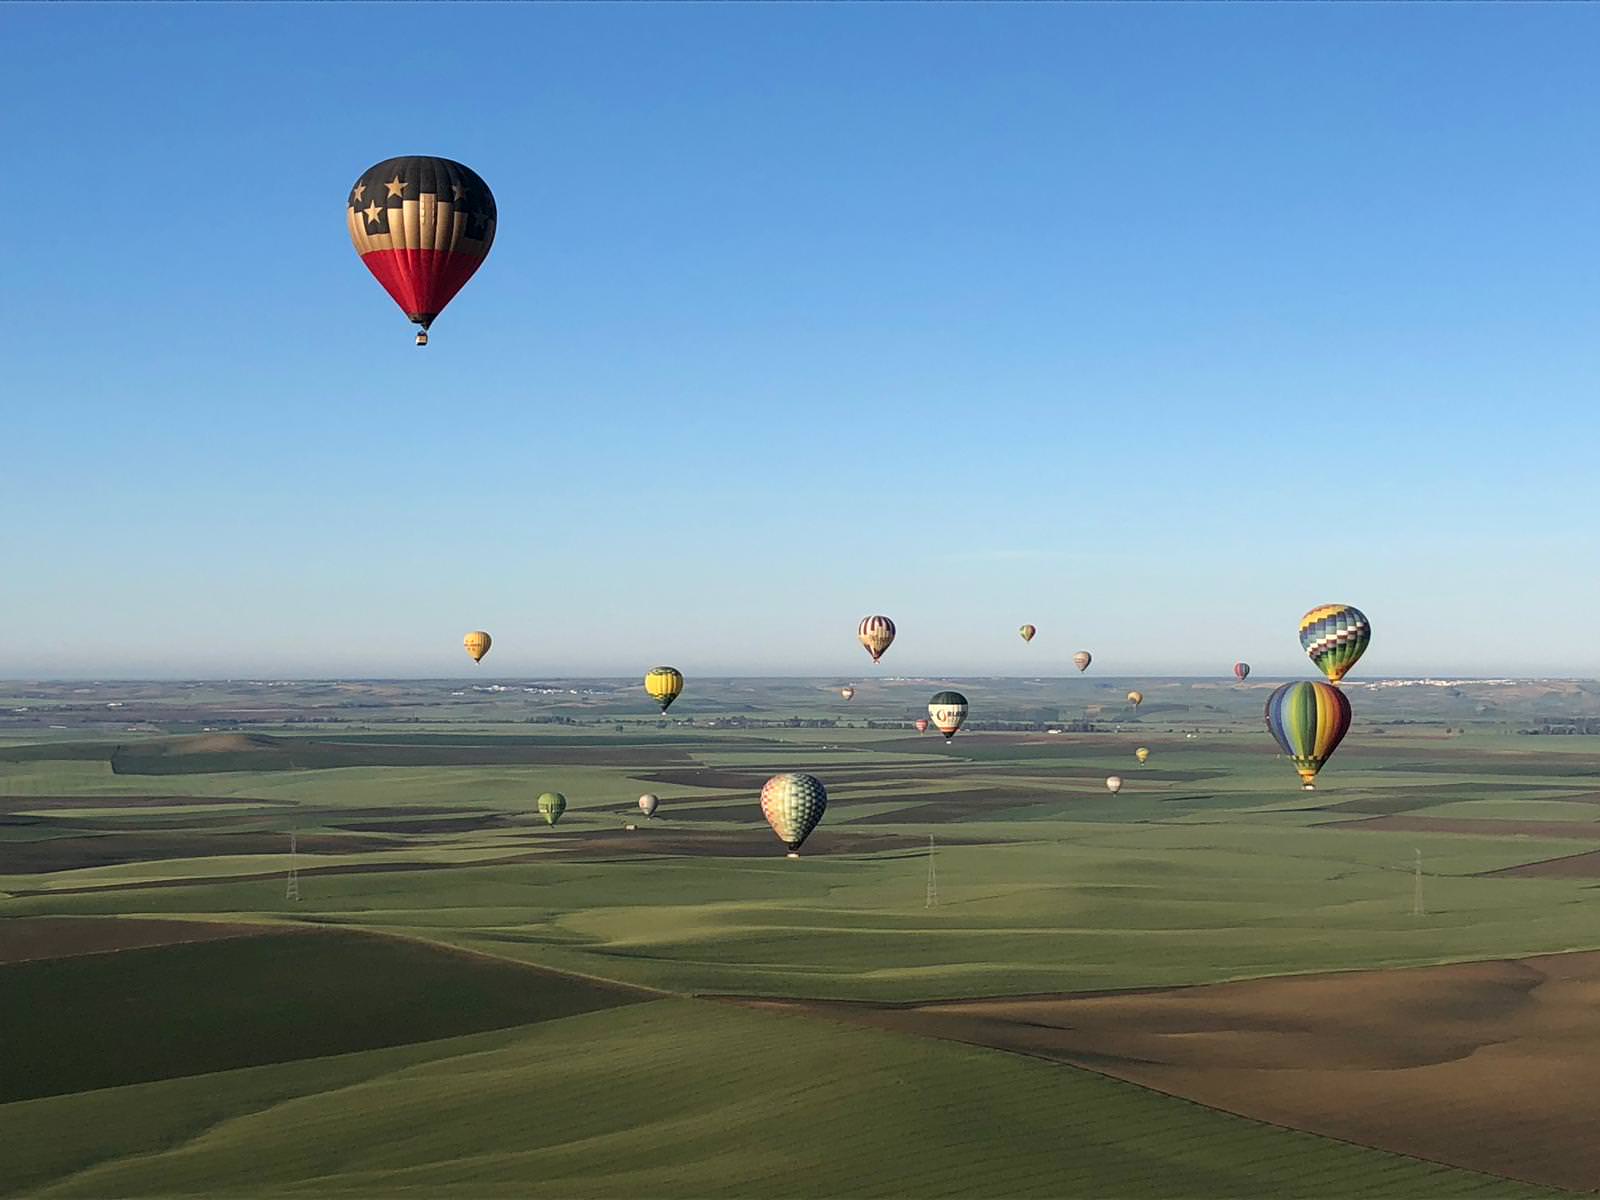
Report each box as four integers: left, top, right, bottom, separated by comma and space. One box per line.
359, 249, 488, 327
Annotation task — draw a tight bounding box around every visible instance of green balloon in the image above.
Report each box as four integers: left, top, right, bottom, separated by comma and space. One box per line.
537, 791, 567, 826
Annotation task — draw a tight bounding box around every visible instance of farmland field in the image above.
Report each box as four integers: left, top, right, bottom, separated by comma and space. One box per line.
3, 676, 1599, 1196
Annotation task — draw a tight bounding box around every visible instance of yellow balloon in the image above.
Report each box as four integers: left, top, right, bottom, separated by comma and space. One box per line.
1135, 747, 1150, 764
463, 631, 491, 663
1127, 690, 1143, 707
644, 666, 684, 712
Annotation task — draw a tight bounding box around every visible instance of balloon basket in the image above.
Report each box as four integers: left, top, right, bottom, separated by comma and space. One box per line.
786, 852, 800, 860
414, 331, 428, 347
1302, 783, 1316, 791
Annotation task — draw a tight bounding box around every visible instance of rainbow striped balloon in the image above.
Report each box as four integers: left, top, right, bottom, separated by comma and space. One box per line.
1299, 604, 1370, 683
1264, 681, 1352, 789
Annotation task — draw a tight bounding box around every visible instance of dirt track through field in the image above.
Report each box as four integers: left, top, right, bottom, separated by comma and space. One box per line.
531, 827, 935, 859
0, 794, 295, 813
1482, 849, 1600, 878
0, 916, 280, 963
730, 951, 1600, 1192
1321, 815, 1600, 840
0, 831, 400, 873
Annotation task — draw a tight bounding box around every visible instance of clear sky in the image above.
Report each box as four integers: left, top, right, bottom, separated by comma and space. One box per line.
3, 3, 1597, 680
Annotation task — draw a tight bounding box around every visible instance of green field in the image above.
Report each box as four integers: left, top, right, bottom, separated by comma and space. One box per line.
3, 994, 1543, 1199
3, 677, 1597, 1196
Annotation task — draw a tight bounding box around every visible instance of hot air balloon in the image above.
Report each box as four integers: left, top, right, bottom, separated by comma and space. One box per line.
1264, 680, 1353, 789
841, 686, 855, 701
348, 157, 496, 346
1105, 776, 1123, 794
537, 791, 567, 826
1073, 651, 1092, 672
644, 667, 684, 712
914, 718, 930, 734
928, 691, 969, 740
1019, 624, 1037, 643
1127, 691, 1143, 708
638, 793, 659, 818
1299, 605, 1371, 684
463, 631, 491, 663
857, 615, 896, 663
1234, 662, 1251, 682
760, 773, 827, 856
1135, 747, 1150, 765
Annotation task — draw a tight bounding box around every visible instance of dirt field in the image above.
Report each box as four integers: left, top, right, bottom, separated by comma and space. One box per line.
844, 786, 1060, 823
735, 951, 1600, 1192
633, 766, 907, 790
330, 814, 511, 834
0, 916, 280, 963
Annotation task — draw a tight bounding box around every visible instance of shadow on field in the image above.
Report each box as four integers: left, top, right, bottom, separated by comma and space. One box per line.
0, 927, 654, 1103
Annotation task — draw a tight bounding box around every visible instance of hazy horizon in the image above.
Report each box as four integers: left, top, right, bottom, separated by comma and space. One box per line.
3, 668, 1591, 684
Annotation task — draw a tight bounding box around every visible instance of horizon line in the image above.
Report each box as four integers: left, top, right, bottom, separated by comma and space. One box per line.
1, 674, 1592, 685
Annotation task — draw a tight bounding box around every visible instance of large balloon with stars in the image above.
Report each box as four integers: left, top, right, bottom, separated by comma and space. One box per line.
347, 156, 496, 345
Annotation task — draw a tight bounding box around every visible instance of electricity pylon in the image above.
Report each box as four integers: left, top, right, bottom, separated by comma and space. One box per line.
1411, 848, 1424, 917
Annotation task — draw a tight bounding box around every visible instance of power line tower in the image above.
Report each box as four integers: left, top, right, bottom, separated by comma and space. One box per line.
925, 834, 938, 908
285, 831, 300, 902
1411, 848, 1424, 917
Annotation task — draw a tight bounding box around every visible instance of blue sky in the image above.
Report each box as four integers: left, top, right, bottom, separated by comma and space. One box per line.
3, 3, 1596, 679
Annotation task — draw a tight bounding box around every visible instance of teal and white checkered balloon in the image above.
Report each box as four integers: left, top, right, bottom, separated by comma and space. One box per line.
760, 773, 827, 853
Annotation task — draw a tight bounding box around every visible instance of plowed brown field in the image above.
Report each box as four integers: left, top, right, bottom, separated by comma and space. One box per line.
736, 951, 1600, 1192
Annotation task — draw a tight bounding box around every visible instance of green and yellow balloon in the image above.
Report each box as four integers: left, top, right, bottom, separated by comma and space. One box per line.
1299, 604, 1370, 684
